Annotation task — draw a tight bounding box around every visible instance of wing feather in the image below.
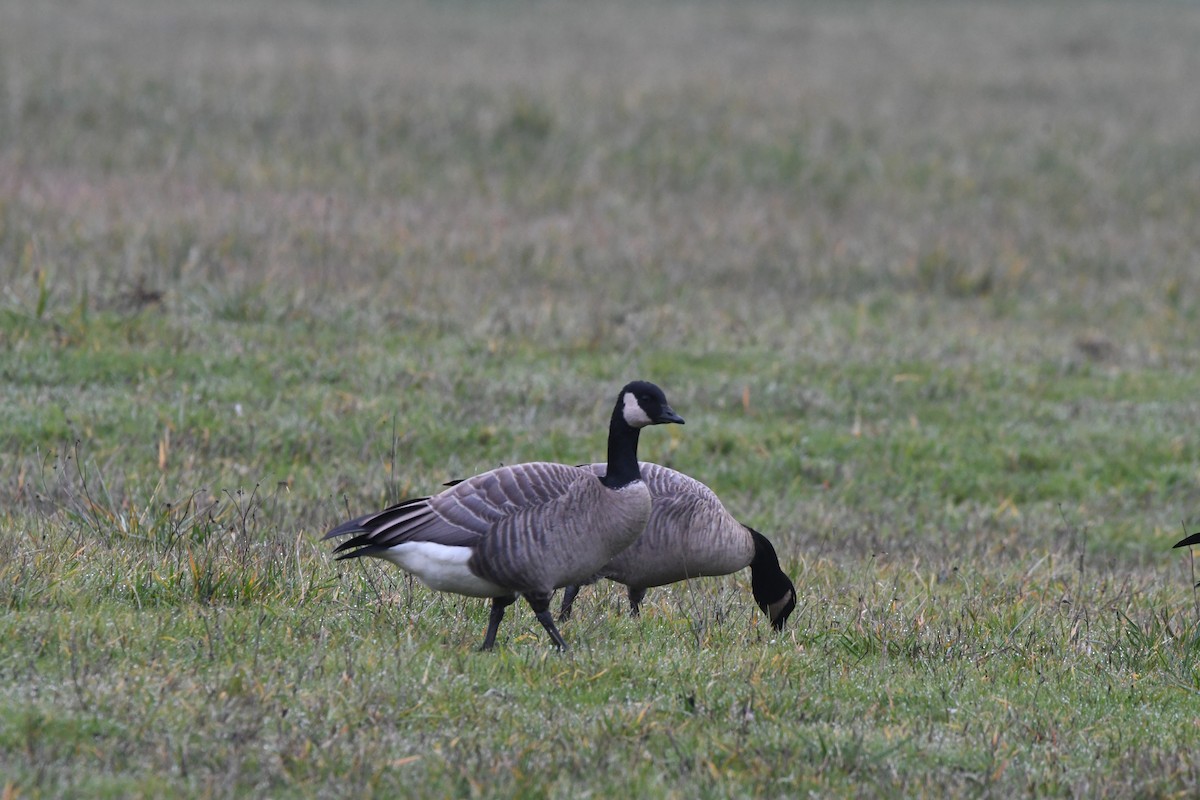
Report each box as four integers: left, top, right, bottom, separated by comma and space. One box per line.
325, 462, 595, 561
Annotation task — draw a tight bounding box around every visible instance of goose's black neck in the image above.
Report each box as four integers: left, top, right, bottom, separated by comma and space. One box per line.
601, 408, 642, 489
748, 528, 797, 630
749, 529, 782, 572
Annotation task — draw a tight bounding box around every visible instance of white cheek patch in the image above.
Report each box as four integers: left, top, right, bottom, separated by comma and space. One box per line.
768, 590, 794, 620
622, 392, 653, 428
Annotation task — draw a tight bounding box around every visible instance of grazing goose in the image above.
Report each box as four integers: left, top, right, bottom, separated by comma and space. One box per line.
558, 462, 797, 631
324, 381, 684, 651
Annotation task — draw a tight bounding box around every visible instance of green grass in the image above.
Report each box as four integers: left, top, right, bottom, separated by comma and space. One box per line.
4, 0, 1200, 796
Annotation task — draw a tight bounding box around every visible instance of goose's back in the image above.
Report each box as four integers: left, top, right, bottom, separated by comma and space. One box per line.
461, 462, 652, 593
585, 462, 753, 588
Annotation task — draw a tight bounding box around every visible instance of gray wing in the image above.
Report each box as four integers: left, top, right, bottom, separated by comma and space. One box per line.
430, 462, 589, 529
583, 461, 734, 532
325, 462, 590, 560
638, 462, 734, 532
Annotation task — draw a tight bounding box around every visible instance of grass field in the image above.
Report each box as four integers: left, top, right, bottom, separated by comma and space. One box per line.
4, 0, 1200, 796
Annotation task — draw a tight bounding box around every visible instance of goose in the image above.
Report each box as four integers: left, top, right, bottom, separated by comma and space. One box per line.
557, 462, 796, 631
323, 380, 684, 650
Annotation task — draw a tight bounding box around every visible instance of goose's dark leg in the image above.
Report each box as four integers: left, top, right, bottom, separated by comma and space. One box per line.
524, 591, 568, 651
628, 586, 647, 617
480, 595, 518, 651
558, 585, 581, 621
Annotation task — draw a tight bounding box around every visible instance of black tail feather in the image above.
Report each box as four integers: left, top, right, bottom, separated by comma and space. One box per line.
323, 496, 431, 541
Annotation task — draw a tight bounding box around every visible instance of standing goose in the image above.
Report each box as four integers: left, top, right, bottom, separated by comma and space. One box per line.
558, 462, 797, 631
323, 381, 684, 651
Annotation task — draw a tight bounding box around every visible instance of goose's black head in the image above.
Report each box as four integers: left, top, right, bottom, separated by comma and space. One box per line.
602, 381, 684, 489
747, 528, 796, 631
616, 380, 685, 429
